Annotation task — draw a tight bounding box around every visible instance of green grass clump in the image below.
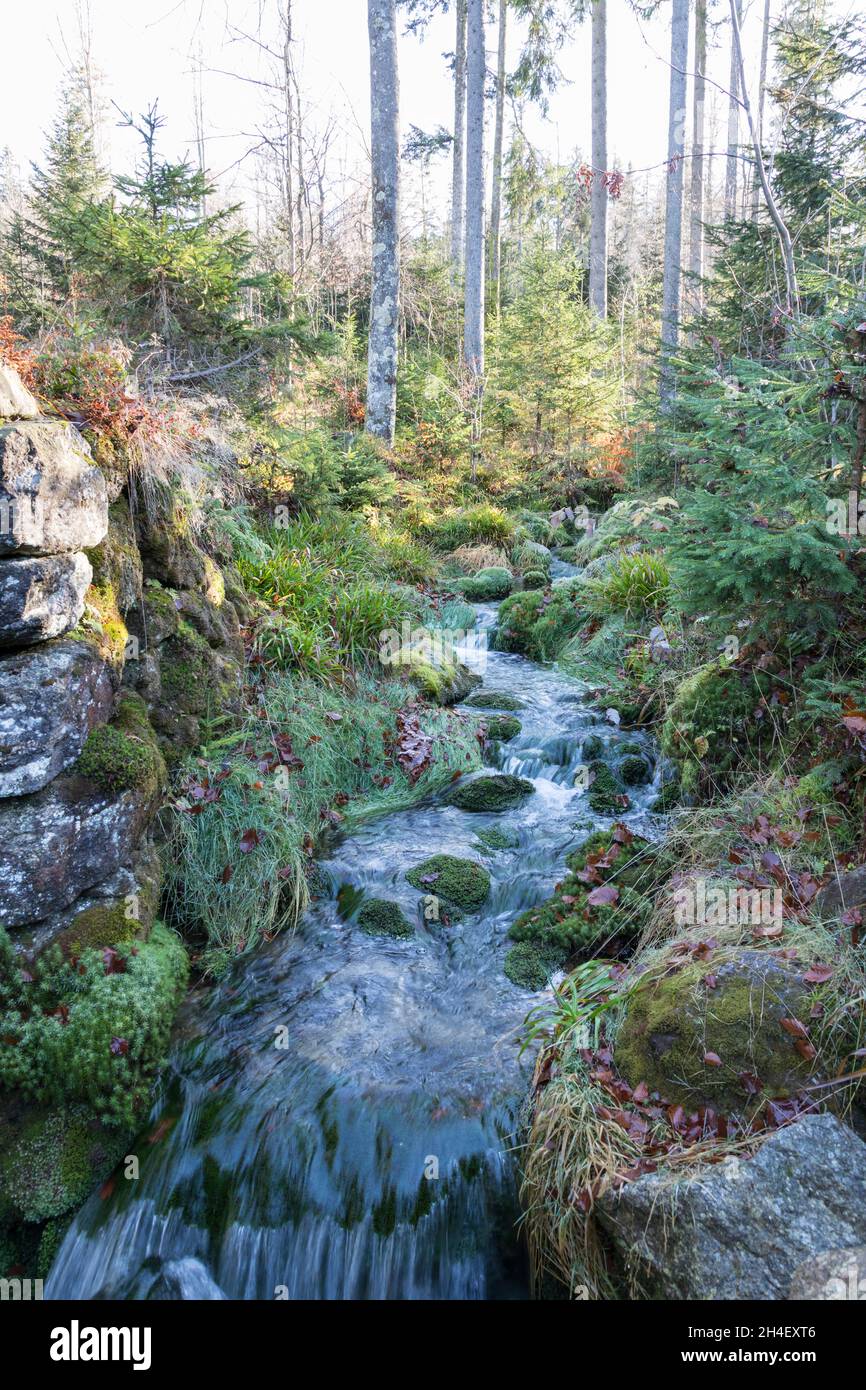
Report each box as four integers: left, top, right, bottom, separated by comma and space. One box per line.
416, 504, 516, 552
406, 854, 491, 910
463, 689, 525, 711
445, 773, 535, 812
164, 671, 483, 963
357, 898, 413, 938
661, 660, 774, 796
483, 714, 522, 741
454, 566, 513, 601
504, 941, 562, 990
585, 551, 670, 619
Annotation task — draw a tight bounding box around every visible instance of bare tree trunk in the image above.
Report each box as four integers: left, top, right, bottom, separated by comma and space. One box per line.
464, 0, 485, 377
724, 0, 742, 220
589, 0, 608, 318
729, 0, 799, 315
660, 0, 689, 409
688, 0, 707, 317
366, 0, 400, 443
489, 0, 507, 315
280, 0, 296, 281
752, 0, 771, 218
450, 0, 467, 277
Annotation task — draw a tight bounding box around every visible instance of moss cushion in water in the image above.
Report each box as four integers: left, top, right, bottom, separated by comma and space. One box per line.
405, 854, 491, 911
356, 897, 413, 938
445, 773, 535, 812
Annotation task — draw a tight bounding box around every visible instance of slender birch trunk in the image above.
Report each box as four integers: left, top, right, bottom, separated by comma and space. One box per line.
365, 0, 400, 443
450, 0, 467, 277
724, 0, 742, 220
589, 0, 608, 319
688, 0, 707, 316
752, 0, 771, 217
660, 0, 689, 409
489, 0, 507, 315
464, 0, 485, 377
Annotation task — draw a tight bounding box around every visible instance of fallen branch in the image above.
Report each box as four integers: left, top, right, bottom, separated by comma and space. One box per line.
168, 349, 261, 383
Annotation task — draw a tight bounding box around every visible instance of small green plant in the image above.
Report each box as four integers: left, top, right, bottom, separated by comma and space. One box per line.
587, 551, 670, 619
519, 961, 628, 1055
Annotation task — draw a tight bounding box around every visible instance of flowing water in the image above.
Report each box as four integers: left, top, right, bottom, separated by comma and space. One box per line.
46, 559, 662, 1301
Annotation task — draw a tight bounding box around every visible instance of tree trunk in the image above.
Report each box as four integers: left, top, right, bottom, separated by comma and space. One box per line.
365, 0, 400, 443
589, 0, 608, 319
280, 1, 296, 282
752, 0, 771, 218
724, 0, 742, 220
659, 0, 689, 409
464, 0, 485, 378
688, 0, 707, 317
489, 0, 507, 315
450, 0, 468, 277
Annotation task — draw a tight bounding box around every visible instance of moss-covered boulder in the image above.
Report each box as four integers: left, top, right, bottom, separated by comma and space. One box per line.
587, 760, 627, 814
474, 825, 520, 852
406, 650, 481, 706
483, 714, 521, 742
661, 661, 773, 796
495, 579, 588, 662
507, 828, 667, 975
615, 947, 822, 1114
445, 773, 535, 812
581, 732, 605, 760
504, 941, 563, 990
522, 569, 548, 591
357, 897, 413, 938
74, 691, 165, 796
463, 689, 525, 711
406, 854, 491, 911
454, 566, 513, 601
0, 1101, 130, 1225
618, 753, 652, 786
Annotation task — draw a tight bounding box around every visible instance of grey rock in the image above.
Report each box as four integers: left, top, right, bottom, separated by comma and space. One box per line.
0, 551, 92, 646
146, 1258, 227, 1301
0, 363, 39, 419
0, 769, 162, 929
816, 865, 866, 922
0, 420, 107, 556
597, 1115, 866, 1300
15, 842, 163, 958
0, 639, 114, 796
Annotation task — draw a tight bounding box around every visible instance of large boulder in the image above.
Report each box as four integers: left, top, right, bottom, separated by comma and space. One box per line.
0, 552, 92, 646
0, 420, 108, 556
816, 865, 866, 923
0, 639, 114, 797
0, 363, 39, 420
0, 694, 165, 929
597, 1115, 866, 1300
15, 841, 163, 959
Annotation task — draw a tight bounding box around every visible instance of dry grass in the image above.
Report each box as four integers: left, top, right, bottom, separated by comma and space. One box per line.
447, 542, 510, 574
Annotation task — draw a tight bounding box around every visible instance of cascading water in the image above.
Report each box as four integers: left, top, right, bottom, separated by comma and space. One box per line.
46, 560, 662, 1301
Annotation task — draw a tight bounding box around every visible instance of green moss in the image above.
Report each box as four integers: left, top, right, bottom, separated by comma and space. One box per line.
587, 760, 626, 814
408, 653, 481, 706
495, 579, 588, 661
406, 854, 491, 910
463, 690, 525, 711
661, 661, 773, 791
618, 753, 652, 786
474, 825, 520, 852
522, 569, 548, 590
483, 714, 522, 741
651, 778, 681, 813
160, 624, 212, 714
504, 941, 562, 989
615, 948, 820, 1113
74, 693, 165, 796
357, 897, 413, 938
445, 773, 535, 812
581, 733, 605, 760
507, 829, 668, 973
0, 1105, 130, 1224
54, 904, 142, 958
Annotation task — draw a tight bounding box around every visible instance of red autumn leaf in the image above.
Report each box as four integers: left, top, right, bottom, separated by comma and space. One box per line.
239, 827, 263, 853
632, 1080, 649, 1103
110, 1036, 129, 1056
587, 883, 620, 907
220, 864, 233, 884
780, 1017, 808, 1039
795, 1037, 817, 1061
803, 963, 833, 984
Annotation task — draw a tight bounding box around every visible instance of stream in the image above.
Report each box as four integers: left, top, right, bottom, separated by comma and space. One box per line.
46, 559, 662, 1301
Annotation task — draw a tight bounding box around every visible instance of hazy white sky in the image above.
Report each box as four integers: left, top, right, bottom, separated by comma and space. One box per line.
0, 0, 859, 220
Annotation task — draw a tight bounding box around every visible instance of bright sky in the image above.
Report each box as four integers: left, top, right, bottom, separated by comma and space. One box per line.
0, 0, 859, 222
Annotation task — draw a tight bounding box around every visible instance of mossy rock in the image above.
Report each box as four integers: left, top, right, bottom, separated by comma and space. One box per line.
581, 733, 605, 760
495, 580, 588, 662
618, 753, 652, 786
463, 689, 525, 711
651, 778, 681, 813
454, 566, 513, 601
357, 897, 413, 938
615, 948, 822, 1115
587, 760, 627, 814
522, 569, 548, 591
445, 773, 535, 812
474, 825, 519, 852
407, 651, 481, 706
507, 829, 668, 971
661, 661, 773, 789
74, 692, 165, 796
0, 1102, 130, 1225
54, 903, 142, 958
483, 714, 521, 742
504, 941, 562, 990
406, 854, 491, 911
